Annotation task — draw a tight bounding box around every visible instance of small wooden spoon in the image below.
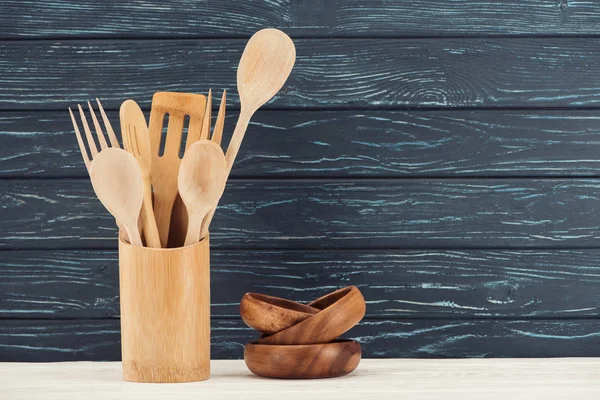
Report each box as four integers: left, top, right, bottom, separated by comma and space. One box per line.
199, 28, 296, 236
90, 148, 143, 246
178, 140, 227, 246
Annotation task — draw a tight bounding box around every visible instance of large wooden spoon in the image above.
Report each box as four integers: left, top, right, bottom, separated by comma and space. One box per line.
199, 28, 296, 236
178, 140, 227, 246
90, 148, 144, 246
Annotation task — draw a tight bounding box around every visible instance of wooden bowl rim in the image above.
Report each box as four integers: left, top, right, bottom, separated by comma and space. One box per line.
243, 292, 319, 314
246, 338, 358, 349
308, 286, 354, 310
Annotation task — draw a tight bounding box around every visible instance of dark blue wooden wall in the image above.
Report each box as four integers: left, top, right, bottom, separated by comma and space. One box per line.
1, 1, 600, 361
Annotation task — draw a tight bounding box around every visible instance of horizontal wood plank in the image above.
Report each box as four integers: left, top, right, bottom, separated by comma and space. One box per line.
1, 319, 598, 361
3, 1, 600, 38
4, 110, 600, 178
2, 179, 600, 250
2, 39, 600, 110
2, 249, 600, 319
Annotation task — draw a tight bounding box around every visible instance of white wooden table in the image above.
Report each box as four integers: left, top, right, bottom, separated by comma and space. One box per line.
1, 359, 599, 400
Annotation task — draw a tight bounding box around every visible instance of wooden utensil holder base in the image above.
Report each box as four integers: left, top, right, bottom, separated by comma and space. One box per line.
118, 236, 210, 383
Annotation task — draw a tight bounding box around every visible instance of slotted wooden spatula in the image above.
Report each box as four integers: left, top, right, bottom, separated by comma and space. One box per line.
148, 92, 207, 247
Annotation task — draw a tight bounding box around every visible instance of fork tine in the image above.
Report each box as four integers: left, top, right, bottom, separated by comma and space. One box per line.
87, 101, 109, 150
200, 89, 212, 140
77, 104, 98, 157
96, 98, 120, 148
211, 90, 226, 146
69, 107, 91, 173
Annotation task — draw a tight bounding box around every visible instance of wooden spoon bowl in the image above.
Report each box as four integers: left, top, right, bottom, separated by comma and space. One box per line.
258, 286, 366, 346
244, 339, 361, 379
240, 293, 319, 335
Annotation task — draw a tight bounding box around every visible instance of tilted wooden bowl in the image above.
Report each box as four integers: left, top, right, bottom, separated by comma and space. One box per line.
258, 286, 366, 345
240, 293, 319, 335
244, 339, 361, 379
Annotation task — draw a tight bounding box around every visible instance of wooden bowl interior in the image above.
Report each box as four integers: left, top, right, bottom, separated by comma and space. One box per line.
308, 286, 353, 310
248, 293, 318, 314
240, 293, 319, 335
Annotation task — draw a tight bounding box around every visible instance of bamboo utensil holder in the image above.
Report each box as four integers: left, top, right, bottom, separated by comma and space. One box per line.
118, 235, 211, 383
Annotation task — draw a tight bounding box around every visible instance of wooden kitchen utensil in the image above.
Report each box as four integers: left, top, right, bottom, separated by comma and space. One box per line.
120, 100, 161, 248
258, 286, 366, 346
178, 140, 227, 246
148, 92, 207, 247
200, 89, 212, 140
211, 90, 226, 146
119, 235, 211, 382
89, 148, 144, 246
69, 99, 133, 242
240, 293, 319, 335
199, 28, 296, 237
245, 339, 361, 379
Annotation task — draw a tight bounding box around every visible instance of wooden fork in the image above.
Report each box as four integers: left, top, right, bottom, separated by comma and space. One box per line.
69, 99, 120, 172
121, 100, 161, 248
69, 99, 131, 242
198, 90, 227, 239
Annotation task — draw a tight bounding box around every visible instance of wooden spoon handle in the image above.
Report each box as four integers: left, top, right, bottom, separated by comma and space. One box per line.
140, 177, 161, 248
153, 192, 176, 248
199, 111, 250, 238
124, 223, 143, 247
224, 111, 250, 176
184, 213, 203, 246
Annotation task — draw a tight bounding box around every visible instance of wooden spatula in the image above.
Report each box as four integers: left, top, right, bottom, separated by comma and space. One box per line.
178, 140, 227, 246
90, 148, 144, 246
199, 29, 296, 238
120, 100, 161, 248
148, 92, 207, 247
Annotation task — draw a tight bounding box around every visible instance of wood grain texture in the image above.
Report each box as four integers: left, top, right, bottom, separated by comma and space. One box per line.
3, 249, 600, 319
119, 237, 210, 382
5, 110, 600, 178
258, 286, 366, 345
1, 39, 600, 110
244, 340, 361, 379
1, 318, 599, 361
3, 0, 600, 364
2, 1, 600, 38
3, 178, 600, 250
239, 293, 317, 335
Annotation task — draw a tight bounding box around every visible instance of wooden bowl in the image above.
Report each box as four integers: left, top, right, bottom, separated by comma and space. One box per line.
244, 339, 361, 379
240, 293, 319, 335
258, 286, 366, 345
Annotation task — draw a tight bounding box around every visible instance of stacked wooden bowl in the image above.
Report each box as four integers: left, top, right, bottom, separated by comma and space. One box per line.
240, 286, 366, 379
